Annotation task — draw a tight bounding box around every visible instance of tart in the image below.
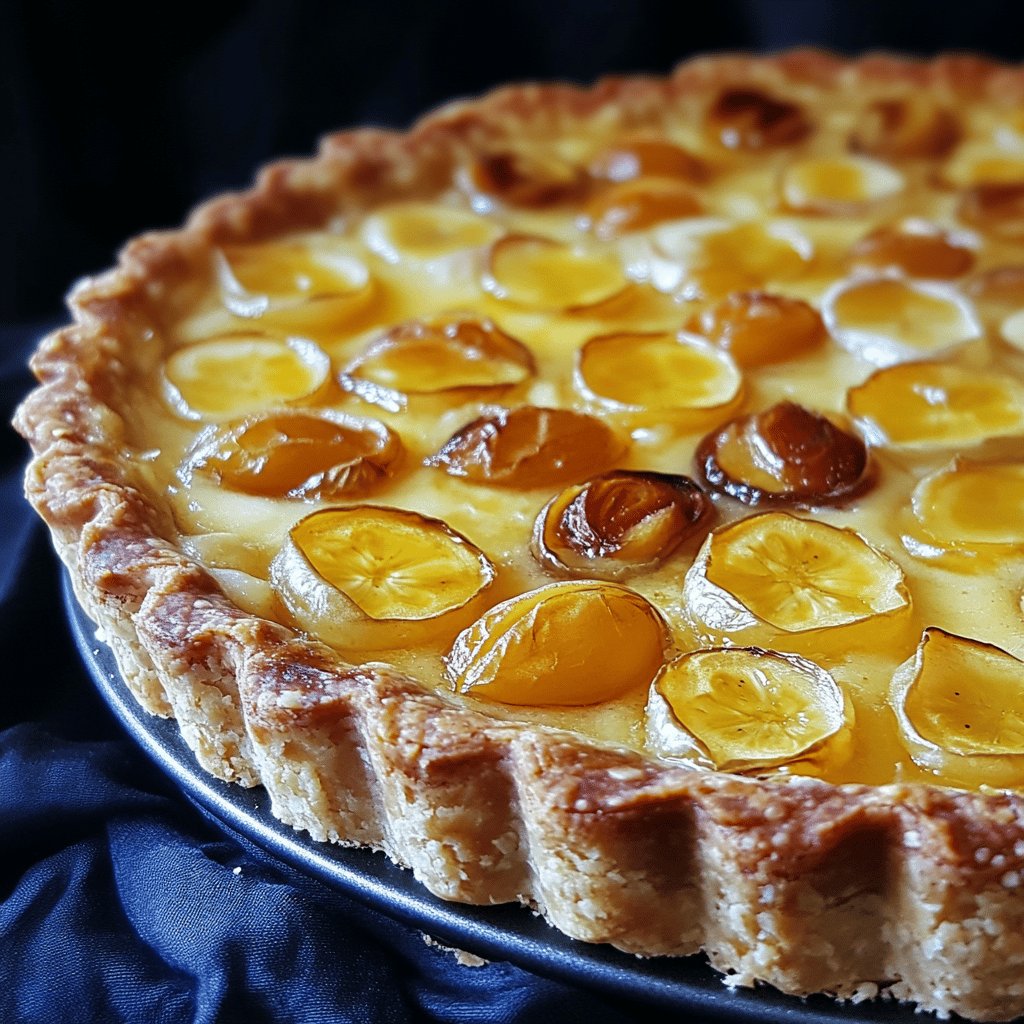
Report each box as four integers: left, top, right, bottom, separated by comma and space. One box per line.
15, 51, 1024, 1021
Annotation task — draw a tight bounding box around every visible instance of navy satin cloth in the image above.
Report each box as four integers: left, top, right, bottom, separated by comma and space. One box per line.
0, 323, 655, 1024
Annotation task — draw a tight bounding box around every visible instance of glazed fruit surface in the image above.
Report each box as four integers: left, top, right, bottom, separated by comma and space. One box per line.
127, 76, 1024, 792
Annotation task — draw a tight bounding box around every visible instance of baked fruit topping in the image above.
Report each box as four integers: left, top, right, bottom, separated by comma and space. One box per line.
588, 138, 708, 183
576, 331, 743, 425
849, 95, 961, 158
582, 178, 704, 239
271, 505, 495, 650
462, 149, 586, 207
705, 87, 812, 150
426, 405, 625, 488
162, 335, 332, 420
216, 244, 375, 334
907, 459, 1024, 557
361, 202, 503, 265
958, 182, 1024, 238
484, 234, 628, 309
847, 362, 1024, 449
944, 143, 1024, 187
892, 629, 1024, 788
695, 401, 871, 507
780, 155, 905, 214
967, 263, 1024, 318
340, 314, 535, 408
683, 512, 912, 658
685, 291, 825, 368
650, 220, 813, 299
647, 647, 851, 774
822, 275, 981, 365
847, 220, 977, 278
445, 580, 668, 706
531, 470, 713, 578
181, 410, 402, 500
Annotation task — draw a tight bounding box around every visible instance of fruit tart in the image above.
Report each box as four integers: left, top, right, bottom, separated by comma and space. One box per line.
15, 50, 1024, 1022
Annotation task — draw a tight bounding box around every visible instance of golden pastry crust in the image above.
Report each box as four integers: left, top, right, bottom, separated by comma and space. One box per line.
15, 50, 1024, 1021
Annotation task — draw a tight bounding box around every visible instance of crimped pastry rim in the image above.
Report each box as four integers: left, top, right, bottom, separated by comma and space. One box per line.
15, 50, 1024, 1022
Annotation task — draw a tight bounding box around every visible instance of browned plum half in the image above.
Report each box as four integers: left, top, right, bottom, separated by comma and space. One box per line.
583, 178, 703, 239
849, 96, 960, 159
464, 150, 586, 207
688, 291, 825, 368
696, 401, 872, 507
426, 406, 626, 489
184, 410, 403, 500
958, 183, 1024, 239
589, 138, 708, 183
706, 88, 812, 150
533, 470, 714, 579
848, 223, 975, 279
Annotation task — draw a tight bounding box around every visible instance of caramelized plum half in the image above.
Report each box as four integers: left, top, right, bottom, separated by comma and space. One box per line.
426, 406, 625, 489
958, 183, 1024, 239
463, 150, 586, 207
589, 138, 708, 183
696, 401, 871, 507
214, 244, 375, 336
584, 178, 703, 239
706, 88, 812, 150
849, 96, 960, 159
823, 277, 981, 366
651, 221, 814, 301
533, 471, 714, 579
183, 410, 403, 500
445, 580, 668, 707
576, 330, 743, 426
966, 265, 1024, 315
688, 291, 825, 368
848, 222, 976, 279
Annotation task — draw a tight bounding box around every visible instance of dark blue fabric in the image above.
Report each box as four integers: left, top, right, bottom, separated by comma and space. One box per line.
0, 322, 658, 1023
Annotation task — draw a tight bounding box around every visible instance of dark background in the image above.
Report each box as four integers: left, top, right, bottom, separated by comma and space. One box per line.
1, 5, 1023, 1022
3, 0, 1024, 325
